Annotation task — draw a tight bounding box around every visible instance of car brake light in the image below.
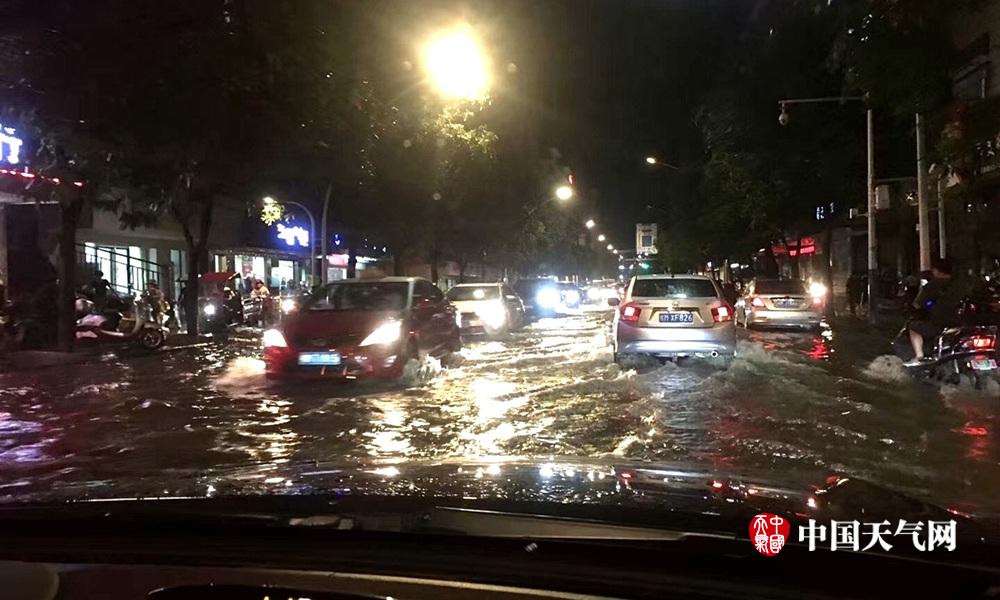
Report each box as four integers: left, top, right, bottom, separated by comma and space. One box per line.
711, 305, 732, 322
751, 296, 765, 307
969, 336, 995, 349
812, 296, 823, 307
620, 303, 641, 322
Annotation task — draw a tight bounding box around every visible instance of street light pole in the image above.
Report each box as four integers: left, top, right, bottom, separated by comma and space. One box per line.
778, 95, 877, 322
319, 183, 332, 284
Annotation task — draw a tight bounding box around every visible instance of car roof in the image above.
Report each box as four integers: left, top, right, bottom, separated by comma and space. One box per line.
325, 276, 415, 284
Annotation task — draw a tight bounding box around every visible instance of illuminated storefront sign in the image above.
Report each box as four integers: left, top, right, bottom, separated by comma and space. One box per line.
275, 223, 309, 247
0, 125, 22, 165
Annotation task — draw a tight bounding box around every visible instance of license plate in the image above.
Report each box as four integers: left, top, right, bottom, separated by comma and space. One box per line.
775, 298, 798, 307
659, 312, 693, 323
971, 358, 997, 370
298, 352, 341, 366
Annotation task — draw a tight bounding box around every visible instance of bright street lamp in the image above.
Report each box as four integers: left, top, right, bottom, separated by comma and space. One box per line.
612, 249, 619, 254
424, 28, 490, 100
597, 234, 606, 242
555, 185, 574, 201
606, 244, 614, 251
585, 219, 595, 229
645, 156, 657, 165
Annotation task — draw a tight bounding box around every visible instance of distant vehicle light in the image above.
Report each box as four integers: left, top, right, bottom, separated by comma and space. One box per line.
537, 287, 560, 308
280, 298, 297, 313
472, 288, 486, 299
203, 303, 217, 316
262, 328, 287, 348
587, 287, 603, 301
360, 320, 402, 346
809, 281, 828, 298
562, 289, 581, 305
968, 336, 995, 349
711, 305, 732, 322
751, 296, 766, 308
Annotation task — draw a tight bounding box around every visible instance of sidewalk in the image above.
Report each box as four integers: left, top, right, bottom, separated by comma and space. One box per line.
0, 328, 262, 373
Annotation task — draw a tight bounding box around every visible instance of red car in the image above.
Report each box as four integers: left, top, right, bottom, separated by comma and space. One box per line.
263, 277, 461, 380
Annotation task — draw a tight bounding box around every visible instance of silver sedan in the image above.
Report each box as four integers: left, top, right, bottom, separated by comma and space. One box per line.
612, 274, 736, 363
735, 279, 823, 330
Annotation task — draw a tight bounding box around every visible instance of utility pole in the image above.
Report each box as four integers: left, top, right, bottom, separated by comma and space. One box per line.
866, 107, 878, 324
916, 113, 931, 272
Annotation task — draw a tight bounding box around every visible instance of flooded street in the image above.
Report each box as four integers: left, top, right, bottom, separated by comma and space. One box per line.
0, 310, 998, 513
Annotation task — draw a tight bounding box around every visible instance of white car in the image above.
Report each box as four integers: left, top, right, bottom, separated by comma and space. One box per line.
446, 283, 526, 335
612, 274, 736, 363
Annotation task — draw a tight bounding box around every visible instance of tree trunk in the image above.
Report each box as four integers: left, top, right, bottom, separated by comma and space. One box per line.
429, 246, 440, 285
393, 252, 403, 276
56, 197, 84, 352
184, 248, 201, 335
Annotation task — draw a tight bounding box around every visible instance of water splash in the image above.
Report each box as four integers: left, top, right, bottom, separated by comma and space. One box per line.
861, 354, 910, 384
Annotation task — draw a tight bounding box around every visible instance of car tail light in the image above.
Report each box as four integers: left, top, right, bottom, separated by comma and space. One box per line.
711, 305, 732, 322
262, 328, 288, 348
812, 296, 824, 307
751, 296, 765, 307
620, 303, 641, 322
967, 336, 995, 350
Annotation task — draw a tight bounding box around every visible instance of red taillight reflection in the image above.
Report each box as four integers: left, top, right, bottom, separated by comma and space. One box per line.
711, 305, 732, 322
812, 296, 823, 307
621, 304, 641, 322
751, 296, 765, 307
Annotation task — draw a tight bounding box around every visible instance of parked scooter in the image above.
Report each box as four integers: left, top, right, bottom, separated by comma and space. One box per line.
75, 292, 168, 350
893, 297, 999, 388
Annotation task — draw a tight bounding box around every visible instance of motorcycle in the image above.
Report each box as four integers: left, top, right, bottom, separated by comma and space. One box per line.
75, 293, 168, 350
893, 297, 999, 388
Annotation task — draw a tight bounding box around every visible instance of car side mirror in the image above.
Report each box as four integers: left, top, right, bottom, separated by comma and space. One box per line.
607, 297, 620, 307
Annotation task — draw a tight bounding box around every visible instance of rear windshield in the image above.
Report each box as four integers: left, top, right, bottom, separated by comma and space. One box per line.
447, 286, 499, 301
307, 282, 408, 311
515, 280, 554, 294
631, 279, 718, 298
755, 280, 807, 295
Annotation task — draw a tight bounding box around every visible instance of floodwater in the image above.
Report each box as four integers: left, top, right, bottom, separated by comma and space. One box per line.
0, 310, 997, 513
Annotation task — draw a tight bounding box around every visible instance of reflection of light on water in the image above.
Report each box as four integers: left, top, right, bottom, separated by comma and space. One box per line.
370, 465, 400, 477
364, 400, 413, 457
214, 357, 267, 391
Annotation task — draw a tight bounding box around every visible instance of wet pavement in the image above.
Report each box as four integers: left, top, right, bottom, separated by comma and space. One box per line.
0, 309, 997, 513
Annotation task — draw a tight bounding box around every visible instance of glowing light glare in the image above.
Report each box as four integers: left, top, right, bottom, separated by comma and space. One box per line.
809, 281, 828, 298
472, 288, 486, 299
538, 464, 556, 478
645, 156, 657, 165
606, 244, 614, 251
360, 320, 402, 346
585, 219, 596, 229
262, 328, 287, 348
555, 185, 573, 201
424, 29, 490, 100
203, 303, 216, 316
597, 234, 606, 242
486, 463, 501, 476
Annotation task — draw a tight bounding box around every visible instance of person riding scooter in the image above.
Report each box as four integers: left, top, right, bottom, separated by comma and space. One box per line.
904, 258, 962, 367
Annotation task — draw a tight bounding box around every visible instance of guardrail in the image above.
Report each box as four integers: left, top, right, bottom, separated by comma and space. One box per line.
75, 244, 174, 300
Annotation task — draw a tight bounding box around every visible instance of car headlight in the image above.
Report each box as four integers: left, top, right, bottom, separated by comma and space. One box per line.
280, 298, 297, 313
360, 320, 402, 346
262, 328, 287, 348
563, 289, 580, 305
586, 287, 602, 301
203, 304, 217, 316
537, 288, 560, 308
477, 302, 506, 328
